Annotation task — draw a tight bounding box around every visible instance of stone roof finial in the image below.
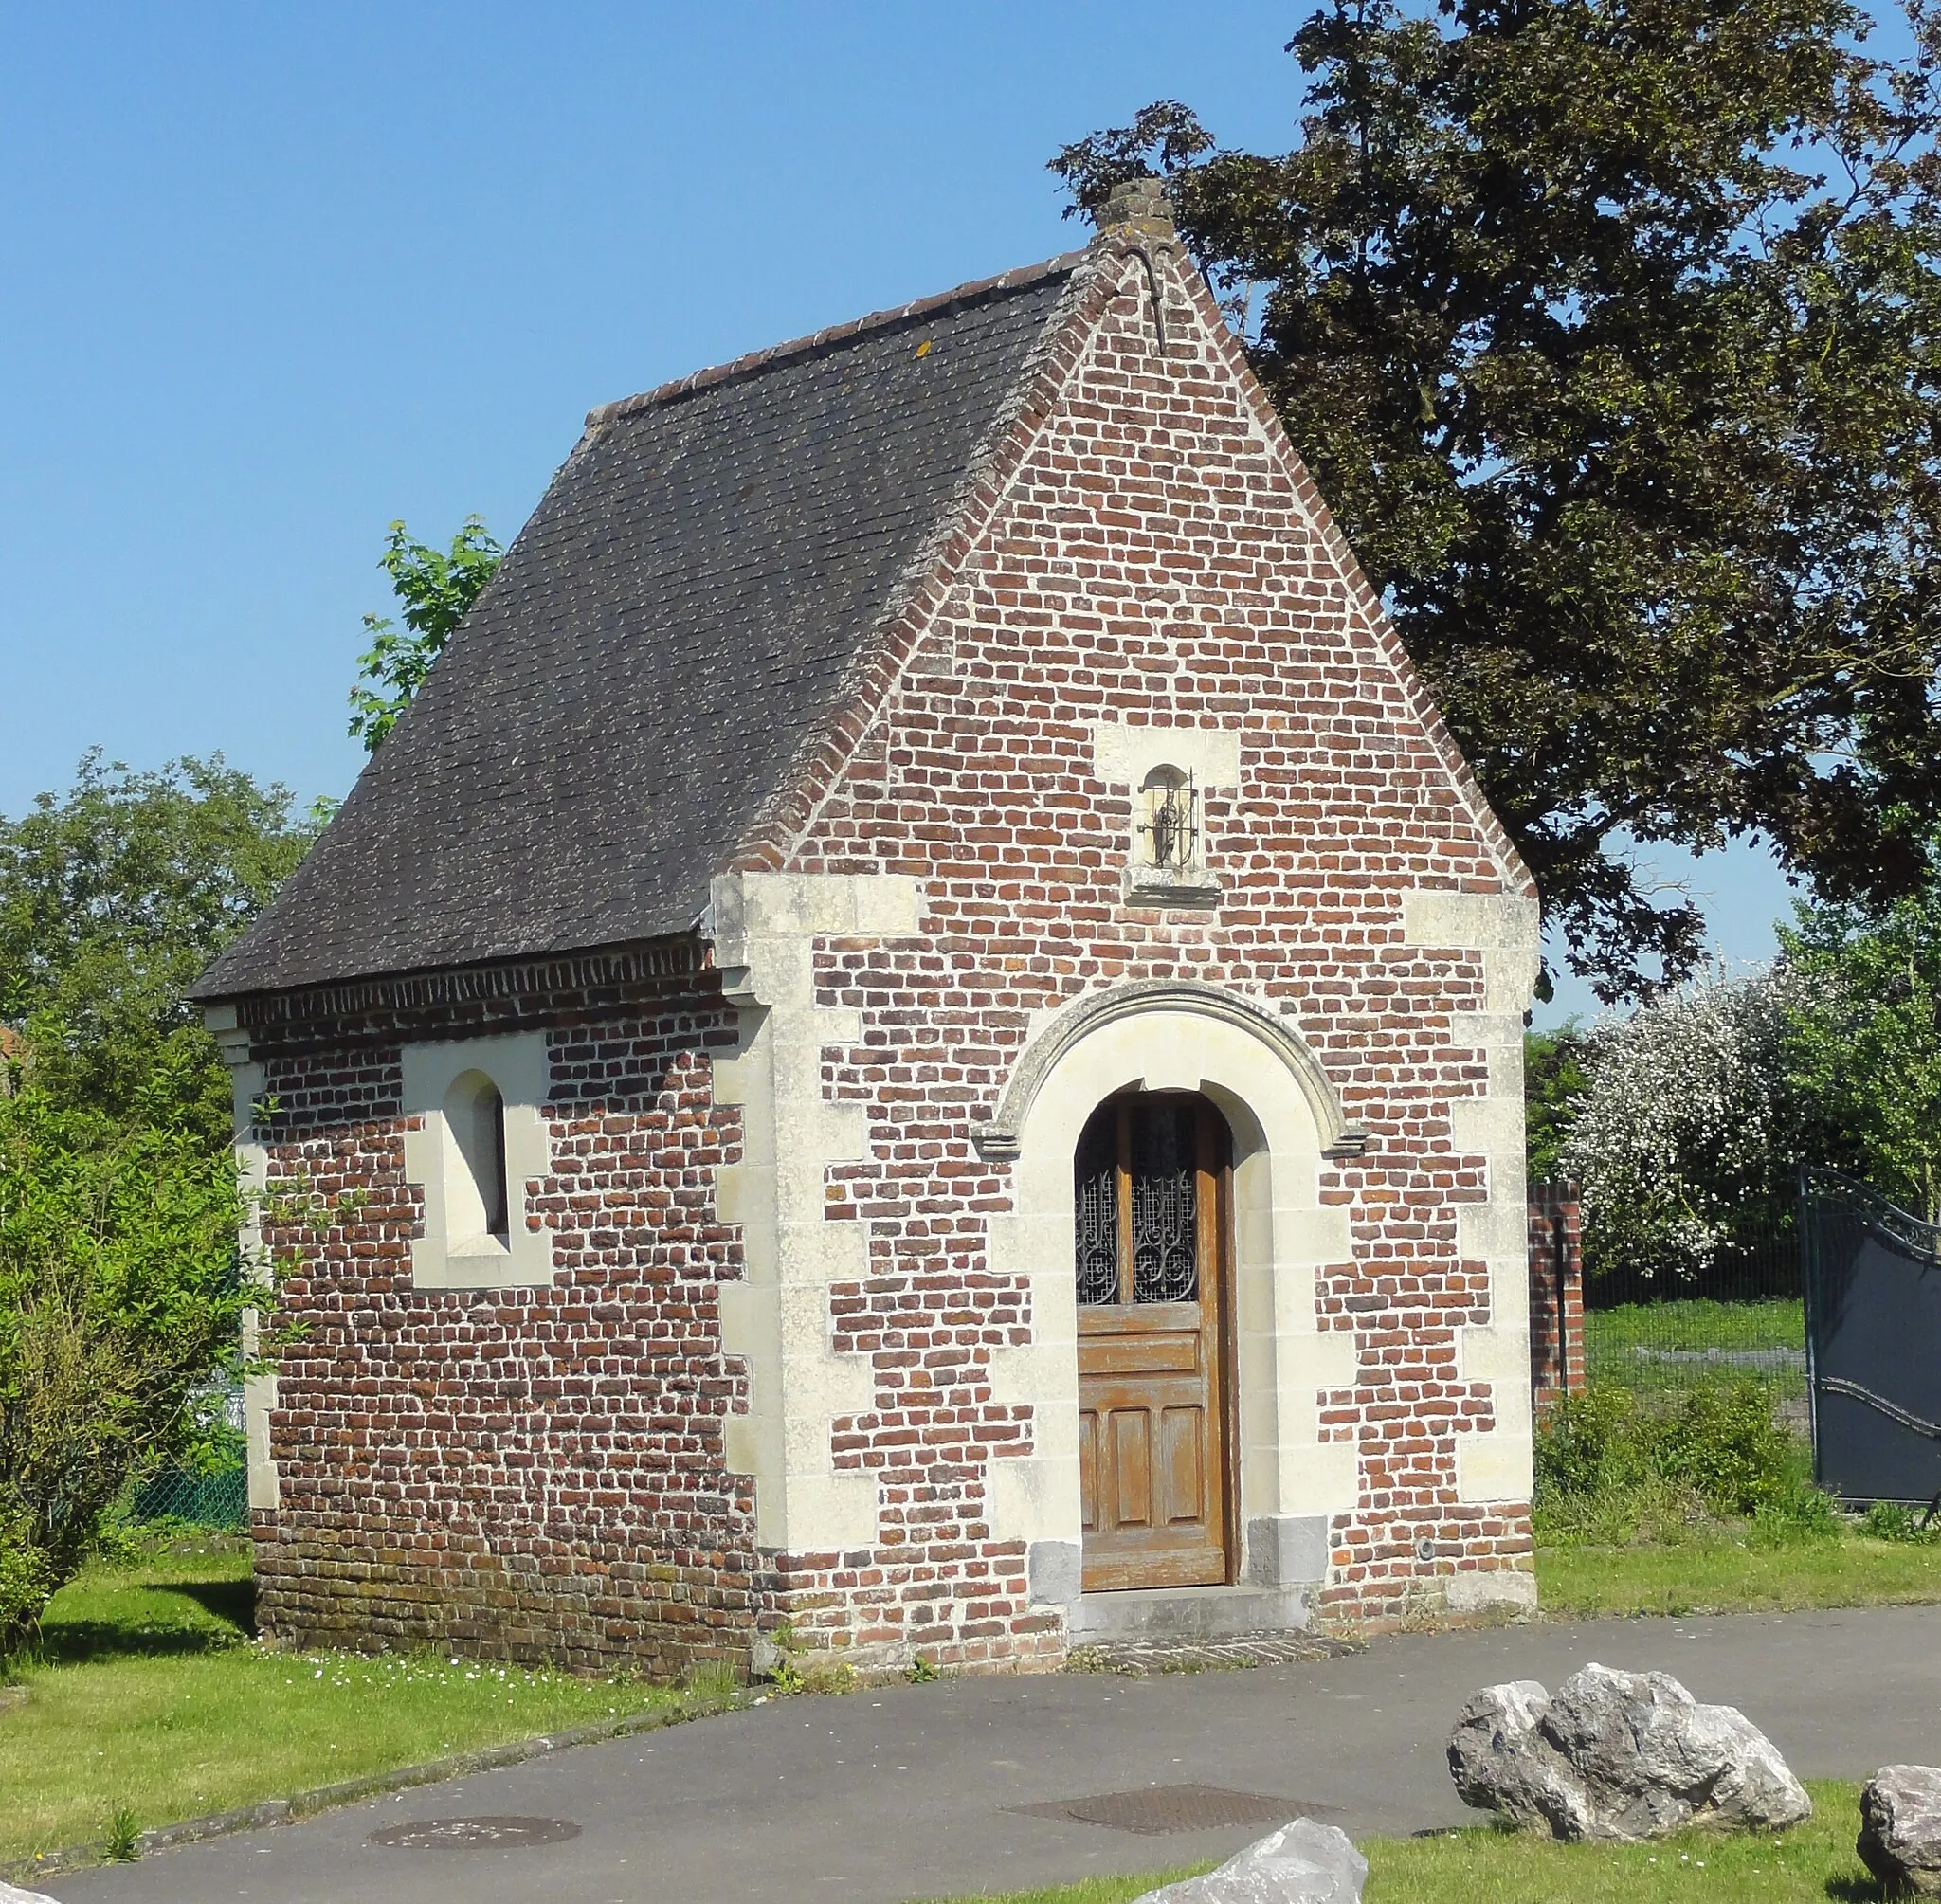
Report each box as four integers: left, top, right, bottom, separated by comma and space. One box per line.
1091, 176, 1176, 243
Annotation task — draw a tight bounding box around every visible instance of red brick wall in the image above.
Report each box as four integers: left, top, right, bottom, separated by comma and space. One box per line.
247, 969, 758, 1674
767, 244, 1534, 1638
796, 1221, 1056, 1673
1528, 1181, 1586, 1410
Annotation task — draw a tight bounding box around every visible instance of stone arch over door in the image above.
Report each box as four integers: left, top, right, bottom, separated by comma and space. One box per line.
978, 983, 1367, 1618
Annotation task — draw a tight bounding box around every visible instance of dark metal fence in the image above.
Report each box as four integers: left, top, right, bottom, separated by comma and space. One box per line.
1801, 1169, 1941, 1507
1583, 1212, 1807, 1428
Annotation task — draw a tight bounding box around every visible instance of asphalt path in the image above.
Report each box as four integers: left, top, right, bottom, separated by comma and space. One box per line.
45, 1605, 1941, 1904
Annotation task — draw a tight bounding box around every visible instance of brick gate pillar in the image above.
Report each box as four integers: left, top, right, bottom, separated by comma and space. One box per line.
1528, 1180, 1585, 1410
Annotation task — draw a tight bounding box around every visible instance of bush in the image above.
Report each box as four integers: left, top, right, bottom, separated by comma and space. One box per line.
1655, 1381, 1806, 1516
1559, 970, 1818, 1287
0, 1079, 254, 1650
1533, 1384, 1641, 1499
0, 1511, 53, 1653
1750, 1485, 1842, 1543
1858, 1499, 1941, 1543
1534, 1379, 1828, 1545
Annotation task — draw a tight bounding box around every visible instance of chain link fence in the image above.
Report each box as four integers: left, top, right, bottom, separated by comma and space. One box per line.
1584, 1215, 1808, 1434
131, 1381, 248, 1530
133, 1462, 247, 1528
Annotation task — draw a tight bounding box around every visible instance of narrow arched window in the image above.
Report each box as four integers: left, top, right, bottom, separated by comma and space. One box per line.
444, 1069, 510, 1244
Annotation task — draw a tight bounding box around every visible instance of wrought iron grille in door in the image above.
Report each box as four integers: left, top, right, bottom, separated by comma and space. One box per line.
1075, 1097, 1202, 1305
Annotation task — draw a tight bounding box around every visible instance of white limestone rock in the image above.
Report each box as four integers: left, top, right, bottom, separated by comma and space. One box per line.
0, 1882, 63, 1903
1859, 1765, 1941, 1895
1447, 1662, 1811, 1841
1447, 1680, 1599, 1839
1134, 1818, 1367, 1904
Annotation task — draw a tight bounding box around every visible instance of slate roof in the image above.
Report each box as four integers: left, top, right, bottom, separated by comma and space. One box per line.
196, 255, 1085, 1002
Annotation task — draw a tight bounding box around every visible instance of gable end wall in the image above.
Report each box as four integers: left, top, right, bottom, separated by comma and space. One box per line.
753, 237, 1540, 1648
220, 231, 1538, 1677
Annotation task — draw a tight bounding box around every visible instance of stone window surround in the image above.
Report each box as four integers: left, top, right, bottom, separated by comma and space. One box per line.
1090, 719, 1239, 907
400, 1030, 558, 1289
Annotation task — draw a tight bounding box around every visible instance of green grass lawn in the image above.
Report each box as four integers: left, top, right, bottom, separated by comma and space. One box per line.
924, 1780, 1878, 1903
1585, 1298, 1806, 1403
1537, 1527, 1941, 1617
0, 1533, 690, 1868
1586, 1297, 1805, 1357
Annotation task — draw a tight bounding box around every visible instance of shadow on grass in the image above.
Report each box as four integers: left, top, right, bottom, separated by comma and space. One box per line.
31, 1618, 238, 1667
1824, 1878, 1886, 1901
33, 1576, 256, 1667
165, 1576, 255, 1634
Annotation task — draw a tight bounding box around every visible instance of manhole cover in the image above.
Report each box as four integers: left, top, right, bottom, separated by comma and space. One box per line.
1014, 1784, 1322, 1835
369, 1816, 582, 1850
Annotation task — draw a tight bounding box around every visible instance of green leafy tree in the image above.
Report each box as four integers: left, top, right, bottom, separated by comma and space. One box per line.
1054, 0, 1941, 1000
348, 517, 502, 752
0, 754, 318, 1146
0, 756, 316, 1629
0, 1074, 251, 1647
1781, 888, 1941, 1220
1524, 1023, 1588, 1181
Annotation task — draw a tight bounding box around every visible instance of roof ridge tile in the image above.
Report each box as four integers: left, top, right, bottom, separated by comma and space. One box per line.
584, 249, 1088, 428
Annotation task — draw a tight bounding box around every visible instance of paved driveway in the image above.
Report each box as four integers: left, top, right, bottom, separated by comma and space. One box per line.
45, 1605, 1941, 1904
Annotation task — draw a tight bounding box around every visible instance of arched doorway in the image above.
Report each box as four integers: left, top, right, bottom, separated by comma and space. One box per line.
1073, 1090, 1236, 1591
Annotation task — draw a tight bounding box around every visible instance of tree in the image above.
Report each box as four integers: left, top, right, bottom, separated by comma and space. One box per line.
0, 754, 318, 1147
347, 517, 502, 752
1053, 0, 1941, 1000
1525, 1023, 1588, 1181
0, 1072, 252, 1647
0, 757, 316, 1633
1559, 968, 1817, 1281
1781, 888, 1941, 1220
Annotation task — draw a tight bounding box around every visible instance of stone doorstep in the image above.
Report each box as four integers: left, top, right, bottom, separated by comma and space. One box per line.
1069, 1630, 1365, 1677
1067, 1583, 1322, 1646
0, 1696, 721, 1887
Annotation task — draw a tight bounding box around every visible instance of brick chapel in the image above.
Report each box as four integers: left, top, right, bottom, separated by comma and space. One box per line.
192, 180, 1543, 1677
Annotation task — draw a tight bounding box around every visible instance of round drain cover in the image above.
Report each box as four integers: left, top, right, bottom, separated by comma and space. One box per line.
369, 1816, 582, 1850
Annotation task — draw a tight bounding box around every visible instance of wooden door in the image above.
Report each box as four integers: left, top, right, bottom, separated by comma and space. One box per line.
1074, 1093, 1234, 1592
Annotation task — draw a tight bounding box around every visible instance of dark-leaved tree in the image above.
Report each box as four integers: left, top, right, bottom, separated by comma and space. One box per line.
1054, 0, 1941, 999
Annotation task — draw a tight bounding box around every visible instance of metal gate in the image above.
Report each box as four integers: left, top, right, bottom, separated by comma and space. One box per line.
1801, 1169, 1941, 1507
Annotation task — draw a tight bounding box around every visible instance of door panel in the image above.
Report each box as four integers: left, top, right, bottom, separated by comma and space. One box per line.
1083, 1331, 1200, 1374
1111, 1410, 1152, 1527
1075, 1095, 1233, 1593
1161, 1408, 1203, 1524
1078, 1407, 1098, 1534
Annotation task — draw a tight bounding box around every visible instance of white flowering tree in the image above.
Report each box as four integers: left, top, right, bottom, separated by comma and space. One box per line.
1559, 967, 1812, 1285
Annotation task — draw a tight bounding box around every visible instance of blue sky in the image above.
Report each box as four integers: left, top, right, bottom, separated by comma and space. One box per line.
0, 4, 1838, 1016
